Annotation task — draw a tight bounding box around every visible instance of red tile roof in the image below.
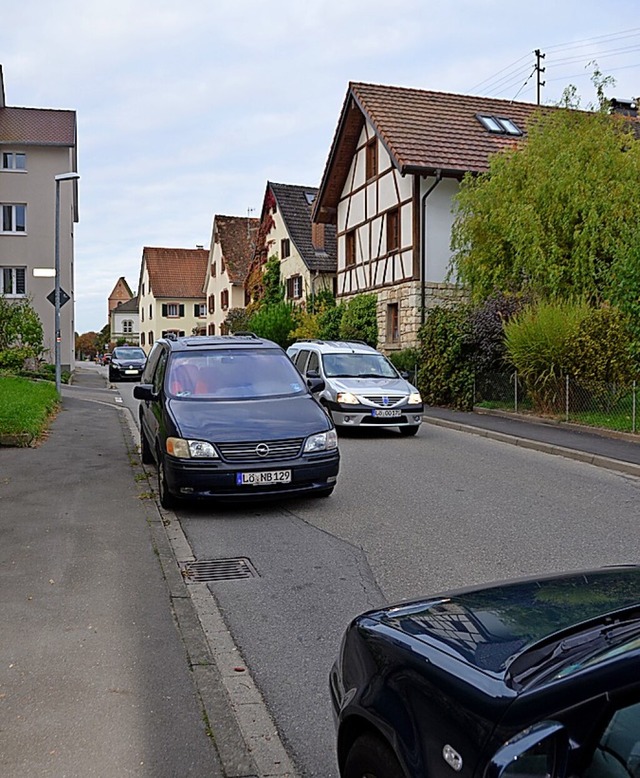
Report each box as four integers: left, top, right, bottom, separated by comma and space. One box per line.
214, 215, 259, 284
314, 81, 551, 222
0, 106, 76, 146
143, 247, 208, 299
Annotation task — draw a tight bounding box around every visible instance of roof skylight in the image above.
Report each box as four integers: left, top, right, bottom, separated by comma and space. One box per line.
477, 114, 523, 136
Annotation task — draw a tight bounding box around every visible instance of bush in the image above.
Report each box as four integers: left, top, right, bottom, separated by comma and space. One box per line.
248, 302, 297, 348
317, 303, 345, 340
339, 294, 378, 346
468, 291, 528, 374
0, 297, 45, 371
387, 348, 419, 373
504, 300, 590, 413
566, 305, 637, 407
225, 307, 252, 333
417, 306, 474, 410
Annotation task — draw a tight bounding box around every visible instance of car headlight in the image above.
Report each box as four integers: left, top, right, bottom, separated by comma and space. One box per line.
166, 437, 218, 458
408, 392, 422, 405
337, 392, 359, 405
304, 429, 338, 453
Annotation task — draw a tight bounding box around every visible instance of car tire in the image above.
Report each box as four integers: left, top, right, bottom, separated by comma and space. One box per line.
399, 425, 419, 437
313, 486, 334, 498
140, 428, 154, 465
157, 452, 177, 509
343, 733, 405, 778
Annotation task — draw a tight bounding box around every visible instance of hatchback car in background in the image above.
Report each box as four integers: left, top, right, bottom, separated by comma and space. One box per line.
108, 346, 147, 382
287, 340, 423, 436
331, 565, 640, 778
133, 334, 339, 508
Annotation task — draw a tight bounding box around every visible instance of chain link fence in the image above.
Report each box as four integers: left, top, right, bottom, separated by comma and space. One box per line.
473, 372, 638, 434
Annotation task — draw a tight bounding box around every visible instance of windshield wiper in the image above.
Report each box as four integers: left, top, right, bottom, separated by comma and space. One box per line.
509, 618, 640, 687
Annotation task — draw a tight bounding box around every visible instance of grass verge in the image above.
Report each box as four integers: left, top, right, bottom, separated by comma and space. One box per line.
0, 375, 59, 441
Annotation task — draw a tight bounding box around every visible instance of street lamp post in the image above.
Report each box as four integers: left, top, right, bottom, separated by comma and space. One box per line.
54, 172, 80, 395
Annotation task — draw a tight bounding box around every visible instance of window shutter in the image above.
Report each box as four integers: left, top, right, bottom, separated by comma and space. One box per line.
179, 304, 185, 317
162, 304, 167, 316
194, 303, 199, 316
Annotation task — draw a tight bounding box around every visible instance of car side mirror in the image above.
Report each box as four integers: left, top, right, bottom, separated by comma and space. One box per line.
133, 383, 157, 401
307, 376, 325, 393
485, 721, 568, 778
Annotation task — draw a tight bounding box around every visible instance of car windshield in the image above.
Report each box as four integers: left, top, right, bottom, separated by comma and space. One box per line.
322, 352, 398, 379
113, 348, 146, 360
167, 348, 307, 399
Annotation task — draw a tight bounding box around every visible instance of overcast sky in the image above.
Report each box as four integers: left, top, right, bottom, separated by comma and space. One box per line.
2, 1, 639, 334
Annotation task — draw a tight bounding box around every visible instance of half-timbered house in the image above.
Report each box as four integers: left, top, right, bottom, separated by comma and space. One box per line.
247, 181, 336, 306
312, 82, 544, 350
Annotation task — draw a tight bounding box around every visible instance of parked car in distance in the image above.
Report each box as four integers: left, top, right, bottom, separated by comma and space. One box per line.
331, 565, 640, 778
286, 340, 423, 435
101, 353, 111, 366
133, 334, 339, 508
108, 346, 147, 382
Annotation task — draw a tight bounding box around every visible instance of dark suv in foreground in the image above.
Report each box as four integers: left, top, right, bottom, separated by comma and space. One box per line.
331, 565, 640, 778
134, 334, 339, 508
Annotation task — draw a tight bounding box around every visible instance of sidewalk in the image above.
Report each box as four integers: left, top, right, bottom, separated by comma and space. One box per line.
422, 405, 640, 477
0, 369, 249, 777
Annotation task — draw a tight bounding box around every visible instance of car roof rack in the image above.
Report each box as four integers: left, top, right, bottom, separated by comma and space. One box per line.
232, 331, 260, 339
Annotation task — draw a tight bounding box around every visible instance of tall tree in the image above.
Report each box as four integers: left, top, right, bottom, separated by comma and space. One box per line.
450, 106, 640, 303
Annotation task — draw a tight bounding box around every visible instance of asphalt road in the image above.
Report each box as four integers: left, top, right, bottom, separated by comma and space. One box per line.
179, 425, 640, 777
113, 372, 640, 777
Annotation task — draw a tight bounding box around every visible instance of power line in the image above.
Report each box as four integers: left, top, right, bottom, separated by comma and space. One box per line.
543, 26, 640, 53
467, 54, 531, 93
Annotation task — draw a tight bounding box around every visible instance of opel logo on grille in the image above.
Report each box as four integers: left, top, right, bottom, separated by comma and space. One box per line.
256, 443, 270, 457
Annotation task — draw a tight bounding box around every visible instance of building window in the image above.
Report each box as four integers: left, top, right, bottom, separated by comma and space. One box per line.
1, 204, 26, 233
149, 304, 152, 320
208, 294, 215, 314
208, 323, 216, 335
286, 275, 303, 299
345, 230, 356, 267
2, 152, 26, 171
221, 289, 229, 310
141, 283, 145, 296
148, 331, 154, 347
123, 319, 133, 334
281, 238, 291, 258
162, 303, 184, 318
476, 114, 523, 136
387, 303, 399, 342
1, 266, 26, 297
387, 207, 400, 254
221, 256, 226, 273
140, 332, 146, 346
194, 303, 206, 317
365, 139, 377, 180
211, 262, 216, 277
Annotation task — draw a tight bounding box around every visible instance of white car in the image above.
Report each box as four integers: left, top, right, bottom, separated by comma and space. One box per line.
287, 340, 423, 436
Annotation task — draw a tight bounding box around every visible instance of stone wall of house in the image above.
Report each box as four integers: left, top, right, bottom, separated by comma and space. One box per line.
339, 281, 467, 353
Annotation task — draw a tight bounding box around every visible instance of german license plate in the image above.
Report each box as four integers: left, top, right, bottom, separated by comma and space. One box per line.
125, 369, 139, 374
372, 409, 401, 418
236, 469, 292, 486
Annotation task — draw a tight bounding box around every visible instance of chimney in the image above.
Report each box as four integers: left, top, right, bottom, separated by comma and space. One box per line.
312, 222, 325, 250
609, 98, 638, 117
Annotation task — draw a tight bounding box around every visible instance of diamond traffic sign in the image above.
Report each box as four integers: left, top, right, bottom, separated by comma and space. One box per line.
47, 288, 70, 307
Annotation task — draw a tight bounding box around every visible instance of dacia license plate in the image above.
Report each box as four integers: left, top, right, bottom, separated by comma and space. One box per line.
237, 469, 292, 486
372, 409, 401, 418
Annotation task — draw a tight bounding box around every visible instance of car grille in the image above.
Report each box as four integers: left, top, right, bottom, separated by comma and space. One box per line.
217, 438, 304, 462
360, 394, 407, 407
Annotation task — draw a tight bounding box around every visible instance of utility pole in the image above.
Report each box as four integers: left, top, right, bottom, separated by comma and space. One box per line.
535, 49, 546, 105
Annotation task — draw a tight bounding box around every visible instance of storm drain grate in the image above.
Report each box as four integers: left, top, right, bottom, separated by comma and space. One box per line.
182, 557, 258, 583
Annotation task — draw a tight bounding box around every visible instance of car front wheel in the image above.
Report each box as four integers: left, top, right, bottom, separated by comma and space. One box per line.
343, 733, 405, 778
157, 452, 177, 509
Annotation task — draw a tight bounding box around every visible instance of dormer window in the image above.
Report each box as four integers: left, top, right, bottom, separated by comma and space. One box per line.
477, 114, 523, 136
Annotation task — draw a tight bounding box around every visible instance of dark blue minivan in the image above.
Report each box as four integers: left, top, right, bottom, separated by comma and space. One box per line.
134, 334, 339, 508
